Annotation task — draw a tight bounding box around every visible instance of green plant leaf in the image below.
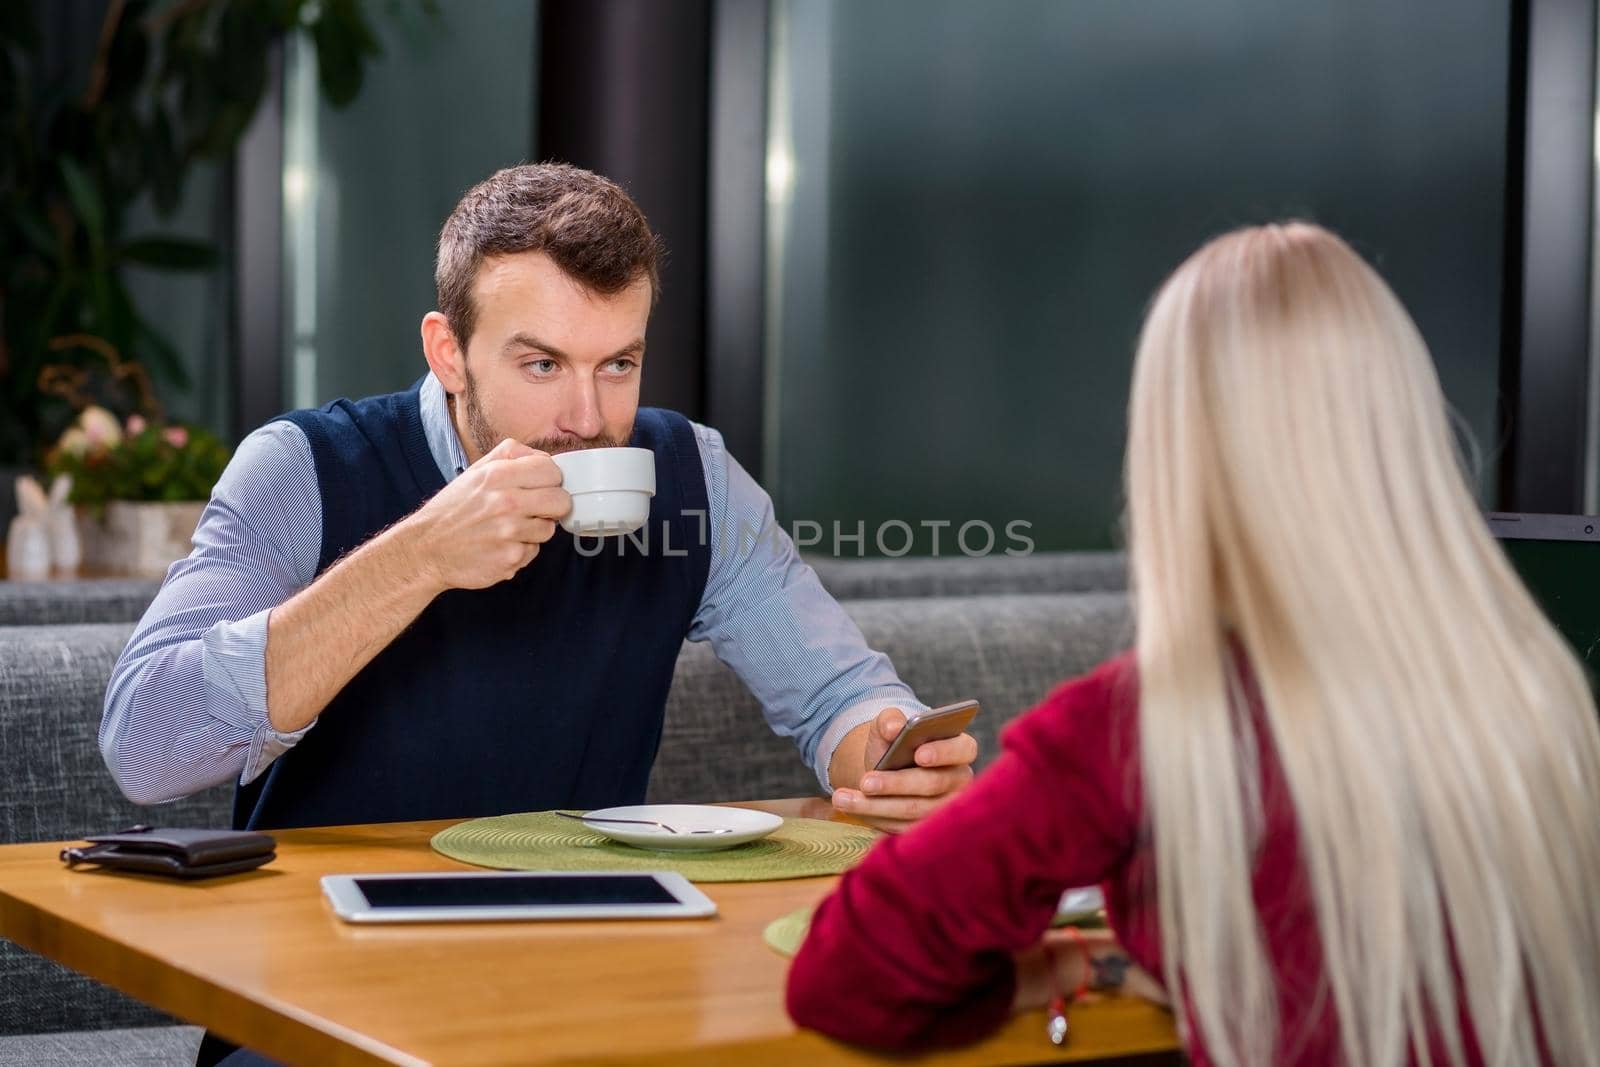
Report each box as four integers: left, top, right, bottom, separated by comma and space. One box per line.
88, 269, 114, 334
311, 19, 362, 107
100, 104, 148, 203
312, 0, 382, 108
118, 236, 219, 272
13, 207, 59, 262
58, 157, 105, 251
256, 0, 302, 32
340, 0, 384, 56
195, 100, 255, 159
218, 3, 272, 101
158, 7, 206, 85
178, 58, 221, 153
148, 107, 184, 215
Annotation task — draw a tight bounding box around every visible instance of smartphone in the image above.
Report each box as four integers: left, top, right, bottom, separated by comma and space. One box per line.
872, 699, 980, 772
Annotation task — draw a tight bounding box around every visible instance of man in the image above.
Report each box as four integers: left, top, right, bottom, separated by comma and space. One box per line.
102, 163, 976, 835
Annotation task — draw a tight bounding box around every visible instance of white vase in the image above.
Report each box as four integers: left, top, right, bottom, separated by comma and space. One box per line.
77, 501, 208, 577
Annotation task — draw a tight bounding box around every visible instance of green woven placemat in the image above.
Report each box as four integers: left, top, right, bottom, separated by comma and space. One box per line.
763, 900, 1108, 959
764, 906, 813, 957
431, 811, 880, 883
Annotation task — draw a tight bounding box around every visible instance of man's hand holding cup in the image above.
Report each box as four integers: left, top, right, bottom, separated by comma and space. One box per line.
407, 438, 569, 591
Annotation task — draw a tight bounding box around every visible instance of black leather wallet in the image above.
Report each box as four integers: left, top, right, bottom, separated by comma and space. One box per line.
60, 825, 276, 880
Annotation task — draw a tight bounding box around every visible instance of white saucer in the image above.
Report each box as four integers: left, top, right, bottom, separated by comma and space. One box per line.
580, 804, 783, 852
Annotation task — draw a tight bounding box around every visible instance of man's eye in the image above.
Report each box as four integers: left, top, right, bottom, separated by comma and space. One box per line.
524, 359, 558, 375
606, 358, 637, 374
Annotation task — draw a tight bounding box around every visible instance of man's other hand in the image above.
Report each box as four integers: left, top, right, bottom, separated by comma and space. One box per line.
831, 707, 977, 831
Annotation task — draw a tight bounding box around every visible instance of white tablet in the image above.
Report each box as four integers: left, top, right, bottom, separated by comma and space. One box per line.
321, 871, 718, 923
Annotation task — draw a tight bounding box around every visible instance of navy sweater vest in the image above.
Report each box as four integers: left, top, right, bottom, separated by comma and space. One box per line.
233, 381, 711, 830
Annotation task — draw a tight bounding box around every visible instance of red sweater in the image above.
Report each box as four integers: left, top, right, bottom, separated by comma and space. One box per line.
787, 653, 1493, 1064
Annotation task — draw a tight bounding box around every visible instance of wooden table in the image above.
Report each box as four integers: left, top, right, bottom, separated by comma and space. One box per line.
0, 799, 1178, 1066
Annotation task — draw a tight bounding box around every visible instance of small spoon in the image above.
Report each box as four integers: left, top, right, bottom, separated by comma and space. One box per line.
554, 810, 733, 835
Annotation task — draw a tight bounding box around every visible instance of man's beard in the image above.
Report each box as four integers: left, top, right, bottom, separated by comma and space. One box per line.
461, 364, 631, 457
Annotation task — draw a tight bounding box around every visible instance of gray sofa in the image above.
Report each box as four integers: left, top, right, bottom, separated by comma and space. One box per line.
649, 592, 1132, 801
804, 550, 1127, 600
0, 590, 1132, 1062
0, 551, 1126, 626
0, 625, 224, 1063
0, 580, 166, 626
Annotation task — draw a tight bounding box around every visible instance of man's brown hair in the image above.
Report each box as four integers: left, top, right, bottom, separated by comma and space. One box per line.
435, 162, 663, 347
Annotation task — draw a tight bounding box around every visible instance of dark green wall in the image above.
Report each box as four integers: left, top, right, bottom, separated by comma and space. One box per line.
769, 0, 1510, 553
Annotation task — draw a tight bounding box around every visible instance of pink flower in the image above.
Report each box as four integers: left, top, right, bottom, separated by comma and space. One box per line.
126, 414, 147, 435
162, 426, 189, 449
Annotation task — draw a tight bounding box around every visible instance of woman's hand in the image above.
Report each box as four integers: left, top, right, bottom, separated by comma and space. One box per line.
1013, 927, 1171, 1013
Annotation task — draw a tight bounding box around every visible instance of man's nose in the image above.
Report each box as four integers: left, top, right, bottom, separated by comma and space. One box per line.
558, 376, 604, 440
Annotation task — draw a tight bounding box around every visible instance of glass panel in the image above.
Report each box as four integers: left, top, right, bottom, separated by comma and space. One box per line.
283, 2, 538, 409
767, 0, 1511, 553
122, 163, 232, 434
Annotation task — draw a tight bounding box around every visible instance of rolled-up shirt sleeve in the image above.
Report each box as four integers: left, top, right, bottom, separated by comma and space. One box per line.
100, 420, 322, 804
686, 424, 927, 791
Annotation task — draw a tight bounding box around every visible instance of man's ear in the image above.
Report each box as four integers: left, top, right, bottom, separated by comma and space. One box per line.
421, 311, 468, 394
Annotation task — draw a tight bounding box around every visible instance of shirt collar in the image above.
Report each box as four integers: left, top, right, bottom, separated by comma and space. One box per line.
419, 372, 470, 481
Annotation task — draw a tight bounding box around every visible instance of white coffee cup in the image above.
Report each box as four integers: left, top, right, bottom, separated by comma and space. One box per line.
550, 447, 656, 536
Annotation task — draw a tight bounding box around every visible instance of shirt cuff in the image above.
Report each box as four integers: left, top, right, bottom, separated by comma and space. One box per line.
241, 717, 313, 786
199, 607, 316, 785
814, 692, 930, 794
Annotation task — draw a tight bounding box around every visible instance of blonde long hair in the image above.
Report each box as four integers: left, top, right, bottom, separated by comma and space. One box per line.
1126, 223, 1600, 1065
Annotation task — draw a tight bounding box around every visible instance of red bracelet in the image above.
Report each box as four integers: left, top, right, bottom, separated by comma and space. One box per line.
1060, 926, 1093, 999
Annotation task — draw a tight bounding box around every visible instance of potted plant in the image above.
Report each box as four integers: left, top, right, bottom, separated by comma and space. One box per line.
44, 386, 230, 576
0, 0, 394, 526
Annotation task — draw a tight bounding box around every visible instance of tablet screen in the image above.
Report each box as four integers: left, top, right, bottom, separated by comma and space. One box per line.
353, 874, 678, 909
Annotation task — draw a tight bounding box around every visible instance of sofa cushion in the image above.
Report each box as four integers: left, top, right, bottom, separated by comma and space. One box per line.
0, 624, 233, 1035
0, 581, 162, 626
0, 1025, 202, 1066
0, 556, 1129, 624
805, 551, 1126, 600
649, 592, 1133, 802
0, 624, 234, 842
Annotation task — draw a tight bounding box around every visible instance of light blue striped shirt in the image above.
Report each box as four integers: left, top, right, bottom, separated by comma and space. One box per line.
100, 374, 924, 805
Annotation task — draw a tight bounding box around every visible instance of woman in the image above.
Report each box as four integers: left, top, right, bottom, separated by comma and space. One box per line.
787, 223, 1600, 1065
